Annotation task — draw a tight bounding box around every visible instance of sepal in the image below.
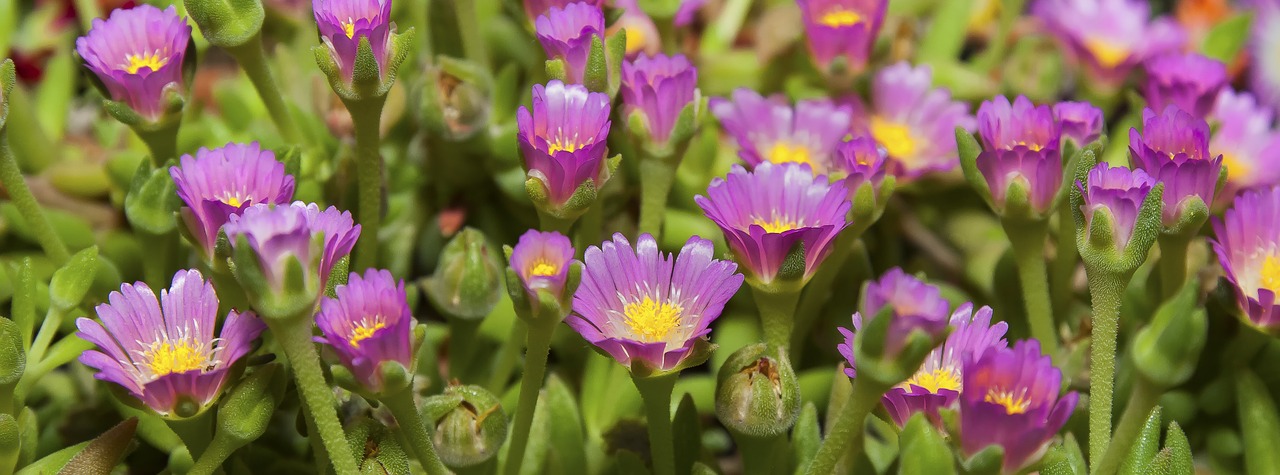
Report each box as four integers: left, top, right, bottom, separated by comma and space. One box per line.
1071, 150, 1165, 276
853, 305, 950, 387
957, 127, 993, 209
0, 317, 23, 390
422, 228, 502, 321
183, 0, 265, 48
714, 344, 801, 438
960, 444, 1005, 475
848, 175, 896, 238
48, 246, 99, 311
216, 363, 286, 445
230, 233, 320, 321
124, 160, 181, 234
1161, 195, 1209, 238
421, 384, 508, 468
1120, 406, 1163, 475
1037, 434, 1087, 475
629, 338, 716, 377
421, 55, 493, 141
898, 413, 955, 475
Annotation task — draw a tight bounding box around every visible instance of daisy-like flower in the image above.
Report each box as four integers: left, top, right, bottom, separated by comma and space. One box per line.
1077, 162, 1157, 250
796, 0, 888, 74
611, 0, 661, 58
509, 229, 576, 300
1212, 186, 1280, 333
170, 142, 296, 259
696, 162, 851, 286
567, 233, 743, 371
959, 340, 1079, 473
830, 136, 888, 193
312, 0, 393, 83
1142, 52, 1228, 118
710, 89, 853, 174
76, 270, 265, 417
976, 95, 1063, 215
860, 62, 975, 182
535, 2, 605, 85
1033, 0, 1185, 86
75, 5, 191, 121
620, 54, 698, 147
223, 202, 361, 293
838, 268, 951, 376
1053, 101, 1104, 148
1208, 88, 1280, 206
315, 269, 414, 392
516, 80, 613, 211
1128, 106, 1223, 227
522, 0, 605, 24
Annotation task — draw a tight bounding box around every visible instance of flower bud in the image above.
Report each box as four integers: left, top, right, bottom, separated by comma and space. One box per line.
838, 268, 950, 386
535, 2, 625, 95
422, 57, 493, 141
421, 385, 508, 468
345, 418, 412, 474
0, 317, 23, 390
312, 0, 415, 100
216, 363, 287, 445
1071, 152, 1164, 276
184, 0, 264, 49
831, 137, 895, 237
124, 161, 181, 235
969, 95, 1063, 219
714, 344, 801, 437
1053, 101, 1104, 149
620, 53, 701, 157
423, 228, 502, 320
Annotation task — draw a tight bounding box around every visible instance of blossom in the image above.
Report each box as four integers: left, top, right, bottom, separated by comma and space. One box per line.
535, 2, 605, 85
509, 229, 576, 299
1077, 162, 1157, 249
170, 142, 296, 259
861, 62, 975, 182
76, 270, 265, 417
611, 0, 661, 58
838, 268, 952, 377
1033, 0, 1186, 85
696, 162, 851, 285
976, 95, 1063, 214
1128, 106, 1223, 227
1142, 52, 1228, 118
1053, 101, 1104, 147
621, 54, 698, 146
796, 0, 888, 73
315, 269, 414, 392
223, 202, 361, 292
710, 89, 853, 174
312, 0, 393, 82
830, 136, 888, 193
1212, 186, 1280, 332
516, 80, 613, 208
75, 5, 191, 121
522, 0, 605, 24
1248, 0, 1280, 111
1208, 88, 1280, 205
567, 233, 743, 371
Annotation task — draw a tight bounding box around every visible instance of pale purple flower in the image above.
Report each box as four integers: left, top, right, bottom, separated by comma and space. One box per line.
509, 229, 576, 299
315, 269, 414, 392
170, 142, 296, 259
1053, 101, 1104, 147
516, 80, 613, 208
535, 2, 605, 85
1128, 106, 1223, 227
75, 5, 191, 121
223, 202, 361, 292
861, 62, 975, 182
711, 88, 853, 174
313, 0, 393, 82
976, 95, 1063, 215
621, 54, 698, 146
1033, 0, 1186, 85
1212, 186, 1280, 332
838, 268, 951, 378
796, 0, 888, 73
1142, 52, 1228, 118
1209, 88, 1280, 206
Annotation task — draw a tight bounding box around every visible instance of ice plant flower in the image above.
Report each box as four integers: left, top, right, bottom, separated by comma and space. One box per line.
1142, 52, 1228, 118
710, 88, 853, 174
75, 5, 191, 121
315, 269, 414, 392
522, 0, 604, 24
796, 0, 888, 74
975, 95, 1063, 215
1249, 0, 1280, 111
861, 62, 974, 182
313, 0, 393, 83
959, 340, 1079, 473
76, 270, 266, 417
516, 80, 614, 213
837, 268, 952, 376
611, 0, 661, 58
223, 202, 361, 294
880, 304, 1008, 427
1212, 186, 1280, 333
1053, 101, 1104, 147
1033, 0, 1185, 86
696, 162, 851, 286
170, 142, 296, 259
620, 54, 699, 147
1078, 162, 1157, 250
1209, 89, 1280, 205
535, 2, 605, 85
1128, 107, 1223, 228
831, 136, 888, 192
567, 233, 743, 371
509, 229, 576, 300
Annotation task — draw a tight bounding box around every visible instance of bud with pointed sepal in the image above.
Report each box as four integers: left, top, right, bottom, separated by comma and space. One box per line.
312, 0, 415, 102
536, 2, 626, 96
421, 385, 508, 469
1070, 155, 1164, 276
620, 53, 703, 160
517, 81, 620, 224
504, 230, 581, 323
838, 268, 951, 386
715, 344, 801, 438
830, 137, 895, 238
423, 228, 503, 321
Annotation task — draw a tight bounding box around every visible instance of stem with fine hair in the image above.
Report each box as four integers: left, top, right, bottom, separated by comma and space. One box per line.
504, 319, 556, 475
167, 410, 215, 462
633, 372, 678, 475
134, 121, 181, 166
752, 286, 802, 352
381, 388, 449, 475
487, 321, 527, 393
537, 210, 577, 236
804, 377, 889, 475
637, 158, 676, 240
225, 35, 302, 144
349, 98, 387, 271
1005, 220, 1060, 357
1157, 233, 1191, 302
272, 318, 360, 475
187, 432, 240, 475
1093, 376, 1163, 475
0, 136, 70, 265
1085, 271, 1125, 472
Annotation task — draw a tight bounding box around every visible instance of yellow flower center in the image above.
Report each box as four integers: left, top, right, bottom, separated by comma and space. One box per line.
767, 141, 813, 165
1084, 38, 1130, 69
751, 214, 801, 233
900, 368, 962, 393
1222, 153, 1251, 181
140, 340, 208, 377
624, 26, 646, 54
1260, 255, 1280, 294
548, 137, 590, 154
871, 117, 918, 160
342, 18, 357, 38
528, 259, 559, 277
820, 9, 863, 27
1017, 141, 1043, 151
349, 317, 387, 348
123, 51, 169, 74
623, 297, 682, 342
985, 388, 1031, 415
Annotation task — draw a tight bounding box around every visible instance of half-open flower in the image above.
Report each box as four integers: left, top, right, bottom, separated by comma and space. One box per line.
1053, 101, 1104, 148
621, 53, 699, 149
1142, 52, 1228, 118
831, 136, 888, 193
522, 0, 605, 24
535, 2, 605, 85
77, 270, 265, 417
75, 5, 191, 122
223, 202, 361, 296
509, 229, 576, 301
861, 62, 974, 182
1078, 162, 1156, 250
1033, 0, 1185, 86
315, 269, 414, 393
170, 142, 296, 259
710, 88, 853, 174
1212, 186, 1280, 334
838, 268, 952, 378
796, 0, 888, 74
313, 0, 393, 83
567, 233, 744, 372
1128, 106, 1223, 228
696, 162, 851, 287
516, 80, 614, 216
1209, 88, 1280, 206
975, 95, 1063, 216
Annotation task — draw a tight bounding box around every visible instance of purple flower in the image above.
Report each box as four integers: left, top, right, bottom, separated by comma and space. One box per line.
1209, 88, 1280, 206
611, 0, 661, 58
522, 0, 605, 24
77, 270, 265, 417
535, 2, 605, 85
223, 202, 361, 292
831, 137, 888, 193
696, 162, 851, 285
1142, 52, 1228, 118
710, 89, 853, 174
882, 304, 1008, 427
315, 269, 414, 392
1212, 186, 1280, 332
837, 268, 951, 377
960, 340, 1078, 473
796, 0, 888, 73
1249, 1, 1280, 111
170, 142, 296, 259
976, 95, 1063, 214
1053, 101, 1104, 147
1128, 107, 1223, 227
75, 5, 191, 121
509, 229, 576, 299
568, 234, 743, 371
1033, 0, 1186, 85
621, 54, 698, 146
517, 80, 613, 208
862, 62, 975, 182
313, 0, 393, 83
1077, 162, 1156, 249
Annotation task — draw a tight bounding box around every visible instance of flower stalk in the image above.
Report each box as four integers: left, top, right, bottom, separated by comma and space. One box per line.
503, 318, 555, 475
638, 157, 677, 239
349, 97, 387, 270
804, 378, 890, 475
381, 387, 449, 475
166, 410, 215, 462
1005, 219, 1060, 356
225, 36, 302, 144
272, 315, 360, 475
751, 286, 801, 352
633, 372, 678, 475
0, 136, 70, 265
1092, 375, 1162, 475
1085, 270, 1124, 471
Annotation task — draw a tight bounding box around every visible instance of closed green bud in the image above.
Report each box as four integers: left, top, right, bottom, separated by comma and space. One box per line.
423, 228, 502, 320
183, 0, 264, 49
715, 344, 801, 438
1132, 278, 1207, 388
421, 57, 492, 142
421, 385, 507, 468
124, 162, 180, 234
48, 246, 99, 311
216, 363, 285, 445
0, 413, 17, 474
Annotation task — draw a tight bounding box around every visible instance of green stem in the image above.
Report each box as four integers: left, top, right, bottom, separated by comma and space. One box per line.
27, 307, 64, 364
751, 286, 802, 352
1085, 271, 1126, 472
272, 319, 360, 475
348, 98, 387, 271
71, 0, 100, 32
1005, 220, 1060, 357
382, 389, 450, 475
447, 317, 481, 381
699, 0, 752, 54
134, 121, 181, 166
632, 372, 678, 475
167, 410, 215, 462
487, 321, 527, 393
804, 377, 889, 475
737, 433, 783, 475
0, 136, 70, 265
537, 210, 578, 235
454, 0, 488, 68
1157, 233, 1191, 303
187, 432, 240, 475
1092, 377, 1163, 475
503, 320, 556, 475
574, 202, 603, 255
225, 35, 302, 144
637, 158, 677, 240
1051, 200, 1079, 321
792, 235, 860, 353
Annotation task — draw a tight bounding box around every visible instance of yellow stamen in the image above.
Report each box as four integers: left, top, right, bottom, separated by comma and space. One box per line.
871, 117, 918, 160
1084, 38, 1130, 69
342, 18, 357, 38
767, 141, 813, 165
349, 318, 387, 348
751, 214, 801, 233
623, 297, 682, 342
123, 51, 169, 74
1222, 153, 1250, 181
1017, 141, 1044, 152
141, 340, 207, 377
548, 137, 590, 154
985, 388, 1031, 415
528, 259, 559, 277
1261, 255, 1280, 293
624, 26, 646, 54
820, 9, 863, 27
900, 368, 962, 393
